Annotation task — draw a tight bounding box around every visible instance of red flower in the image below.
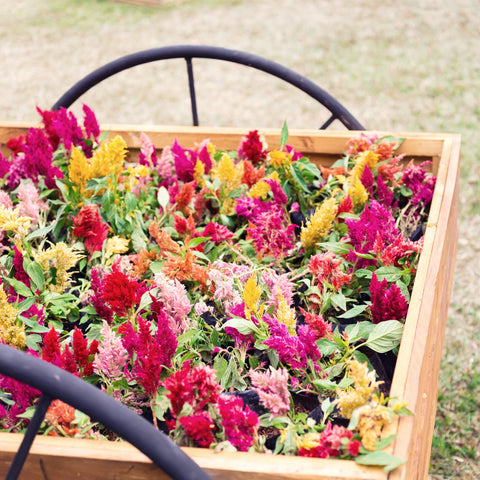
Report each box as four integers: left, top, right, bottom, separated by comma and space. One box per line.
202, 222, 234, 245
369, 271, 409, 323
237, 130, 267, 165
72, 204, 109, 255
100, 266, 147, 317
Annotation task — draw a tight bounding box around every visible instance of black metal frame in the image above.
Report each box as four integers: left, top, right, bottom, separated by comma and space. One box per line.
52, 44, 365, 130
0, 343, 212, 480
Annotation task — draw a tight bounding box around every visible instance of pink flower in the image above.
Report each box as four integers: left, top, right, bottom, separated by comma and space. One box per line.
217, 394, 259, 451
250, 368, 290, 419
17, 180, 49, 225
93, 321, 128, 379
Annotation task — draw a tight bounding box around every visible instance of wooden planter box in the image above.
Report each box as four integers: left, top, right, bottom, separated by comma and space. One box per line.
0, 125, 461, 480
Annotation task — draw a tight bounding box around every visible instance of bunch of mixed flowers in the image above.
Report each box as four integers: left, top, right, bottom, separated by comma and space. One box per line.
0, 106, 434, 470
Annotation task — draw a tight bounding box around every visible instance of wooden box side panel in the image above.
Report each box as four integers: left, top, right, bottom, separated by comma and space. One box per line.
387, 135, 460, 480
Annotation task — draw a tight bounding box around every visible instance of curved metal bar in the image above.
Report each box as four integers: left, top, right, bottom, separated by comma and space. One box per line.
51, 45, 365, 130
0, 344, 212, 480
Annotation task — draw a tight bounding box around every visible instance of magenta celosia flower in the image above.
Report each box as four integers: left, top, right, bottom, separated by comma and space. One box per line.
93, 321, 128, 379
263, 178, 288, 205
262, 315, 322, 372
121, 316, 172, 398
360, 166, 374, 193
250, 368, 290, 419
37, 106, 83, 152
162, 361, 222, 417
247, 205, 296, 259
346, 200, 399, 268
172, 139, 211, 182
12, 246, 31, 289
375, 174, 395, 208
217, 394, 259, 451
237, 130, 267, 165
369, 271, 409, 323
235, 194, 272, 221
178, 411, 216, 447
81, 104, 100, 142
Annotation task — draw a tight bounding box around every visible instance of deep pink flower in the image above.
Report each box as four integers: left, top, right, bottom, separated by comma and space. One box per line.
217, 394, 259, 451
202, 222, 234, 245
179, 411, 216, 447
369, 271, 409, 323
162, 361, 222, 417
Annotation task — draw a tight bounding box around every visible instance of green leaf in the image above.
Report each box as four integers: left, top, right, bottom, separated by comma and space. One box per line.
157, 186, 170, 210
222, 318, 260, 336
149, 260, 163, 274
344, 321, 374, 342
363, 320, 404, 353
3, 278, 33, 298
131, 229, 147, 253
26, 261, 45, 292
331, 292, 347, 311
290, 163, 310, 193
338, 304, 369, 319
16, 297, 37, 314
188, 236, 210, 248
125, 192, 138, 212
311, 378, 338, 391
317, 242, 352, 255
316, 338, 339, 356
280, 120, 289, 150
213, 355, 229, 383
375, 266, 403, 282
355, 450, 406, 472
25, 224, 55, 242
25, 334, 43, 351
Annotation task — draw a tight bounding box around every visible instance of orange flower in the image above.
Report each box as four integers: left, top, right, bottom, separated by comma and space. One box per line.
162, 248, 209, 291
149, 219, 180, 255
45, 400, 79, 437
132, 249, 160, 277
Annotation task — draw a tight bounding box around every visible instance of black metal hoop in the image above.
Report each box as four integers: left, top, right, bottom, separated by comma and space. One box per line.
0, 343, 212, 480
52, 44, 365, 130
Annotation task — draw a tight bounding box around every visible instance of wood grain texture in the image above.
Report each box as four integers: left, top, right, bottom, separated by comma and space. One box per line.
0, 125, 460, 480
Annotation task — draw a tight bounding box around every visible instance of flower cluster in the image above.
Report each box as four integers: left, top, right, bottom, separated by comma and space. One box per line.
0, 108, 432, 466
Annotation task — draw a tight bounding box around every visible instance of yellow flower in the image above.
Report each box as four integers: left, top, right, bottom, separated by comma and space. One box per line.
68, 136, 127, 196
300, 197, 337, 250
277, 291, 296, 336
211, 153, 244, 215
34, 243, 81, 294
243, 273, 262, 319
0, 205, 32, 247
0, 285, 25, 349
249, 179, 270, 199
357, 403, 391, 450
295, 432, 321, 450
193, 159, 205, 186
346, 175, 368, 206
344, 151, 379, 207
336, 360, 381, 419
105, 236, 130, 259
269, 150, 291, 169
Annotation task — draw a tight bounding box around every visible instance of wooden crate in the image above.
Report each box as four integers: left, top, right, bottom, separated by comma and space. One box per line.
0, 124, 461, 480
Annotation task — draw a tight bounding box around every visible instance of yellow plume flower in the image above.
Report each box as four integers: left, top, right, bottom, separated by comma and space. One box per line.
346, 175, 368, 206
68, 135, 127, 195
105, 236, 130, 259
269, 150, 291, 169
249, 179, 270, 199
277, 291, 296, 336
193, 159, 205, 187
34, 243, 81, 294
243, 273, 262, 319
0, 205, 31, 247
336, 360, 381, 419
300, 197, 337, 250
211, 153, 244, 215
295, 432, 321, 450
0, 285, 25, 349
357, 403, 391, 450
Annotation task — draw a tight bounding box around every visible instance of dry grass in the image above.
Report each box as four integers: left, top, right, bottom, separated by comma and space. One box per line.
1, 0, 480, 477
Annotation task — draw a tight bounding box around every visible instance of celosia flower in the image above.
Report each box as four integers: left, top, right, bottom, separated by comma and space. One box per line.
336, 360, 381, 419
357, 403, 391, 450
201, 222, 234, 245
178, 411, 216, 447
241, 159, 266, 188
0, 284, 25, 348
174, 181, 196, 216
268, 150, 291, 169
17, 180, 49, 226
34, 242, 80, 294
296, 422, 359, 458
162, 361, 222, 417
162, 247, 209, 291
156, 145, 174, 179
300, 197, 338, 250
373, 232, 422, 267
369, 271, 409, 324
243, 273, 262, 319
250, 367, 290, 419
72, 327, 98, 376
308, 251, 352, 291
0, 204, 32, 247
276, 291, 296, 336
99, 265, 147, 317
12, 246, 31, 289
237, 130, 267, 165
72, 204, 110, 255
45, 399, 80, 437
105, 236, 130, 259
300, 308, 333, 340
217, 394, 259, 451
261, 269, 294, 314
208, 266, 243, 312
138, 132, 158, 168
93, 321, 128, 379
153, 271, 192, 334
